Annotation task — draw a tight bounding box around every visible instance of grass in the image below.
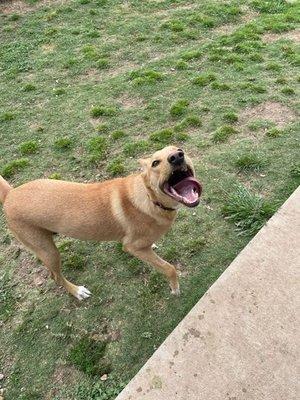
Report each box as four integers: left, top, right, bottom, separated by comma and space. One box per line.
222, 186, 277, 236
0, 0, 299, 399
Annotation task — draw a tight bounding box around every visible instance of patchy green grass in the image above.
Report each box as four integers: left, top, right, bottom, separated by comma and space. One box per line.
0, 0, 299, 399
222, 186, 277, 236
234, 151, 265, 171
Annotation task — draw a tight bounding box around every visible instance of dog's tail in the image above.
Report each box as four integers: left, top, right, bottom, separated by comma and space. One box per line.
0, 176, 12, 204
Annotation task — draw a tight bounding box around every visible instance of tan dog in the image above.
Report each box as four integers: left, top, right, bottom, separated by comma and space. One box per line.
0, 146, 202, 300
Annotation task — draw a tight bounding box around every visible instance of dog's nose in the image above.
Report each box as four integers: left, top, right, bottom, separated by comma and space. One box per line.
168, 150, 185, 166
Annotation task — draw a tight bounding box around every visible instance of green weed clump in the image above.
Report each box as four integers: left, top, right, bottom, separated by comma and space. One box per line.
107, 158, 125, 176
22, 83, 36, 92
91, 105, 117, 117
223, 112, 238, 123
170, 99, 189, 117
54, 136, 73, 150
281, 87, 295, 95
290, 164, 300, 178
222, 186, 276, 235
87, 136, 107, 162
129, 69, 163, 85
149, 128, 174, 145
193, 73, 216, 86
123, 141, 150, 157
96, 58, 110, 69
175, 115, 202, 132
0, 112, 15, 122
162, 19, 185, 32
19, 140, 38, 155
68, 336, 111, 376
211, 82, 231, 91
175, 60, 189, 70
1, 158, 29, 178
266, 127, 284, 137
95, 123, 109, 134
212, 126, 237, 143
111, 130, 126, 140
181, 49, 202, 61
234, 152, 264, 171
48, 172, 61, 179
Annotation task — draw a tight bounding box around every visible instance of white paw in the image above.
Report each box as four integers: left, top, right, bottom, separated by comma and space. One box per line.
75, 286, 91, 300
151, 243, 158, 249
171, 287, 180, 296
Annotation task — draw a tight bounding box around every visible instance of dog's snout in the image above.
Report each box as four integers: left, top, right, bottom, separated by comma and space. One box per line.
168, 150, 185, 166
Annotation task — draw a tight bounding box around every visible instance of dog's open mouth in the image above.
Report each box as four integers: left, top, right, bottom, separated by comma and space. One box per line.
162, 167, 202, 207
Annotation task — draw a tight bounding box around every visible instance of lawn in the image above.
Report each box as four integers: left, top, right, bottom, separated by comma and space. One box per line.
0, 0, 299, 399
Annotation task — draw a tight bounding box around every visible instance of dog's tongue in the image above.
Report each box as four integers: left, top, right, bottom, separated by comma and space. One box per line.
172, 177, 202, 206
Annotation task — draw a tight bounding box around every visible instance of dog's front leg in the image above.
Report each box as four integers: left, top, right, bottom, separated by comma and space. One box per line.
123, 244, 180, 295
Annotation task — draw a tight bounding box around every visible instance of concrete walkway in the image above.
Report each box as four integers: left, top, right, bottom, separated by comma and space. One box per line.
116, 187, 300, 400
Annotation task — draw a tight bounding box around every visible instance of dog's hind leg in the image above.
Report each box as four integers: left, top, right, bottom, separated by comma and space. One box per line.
9, 223, 91, 300
123, 244, 180, 295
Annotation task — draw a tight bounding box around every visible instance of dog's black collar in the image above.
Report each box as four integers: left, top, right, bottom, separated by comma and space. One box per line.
153, 201, 177, 211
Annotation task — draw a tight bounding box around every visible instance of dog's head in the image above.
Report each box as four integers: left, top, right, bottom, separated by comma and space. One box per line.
139, 146, 202, 208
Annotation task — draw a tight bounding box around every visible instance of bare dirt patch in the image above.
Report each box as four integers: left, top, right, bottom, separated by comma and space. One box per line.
118, 93, 144, 110
239, 101, 296, 128
0, 0, 67, 15
262, 29, 300, 44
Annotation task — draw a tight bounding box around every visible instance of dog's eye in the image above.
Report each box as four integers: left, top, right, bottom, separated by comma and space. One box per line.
151, 160, 160, 168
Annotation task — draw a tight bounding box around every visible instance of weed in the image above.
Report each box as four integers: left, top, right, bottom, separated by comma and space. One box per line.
212, 126, 237, 143
181, 50, 202, 61
275, 77, 287, 85
0, 112, 15, 122
96, 58, 110, 69
91, 105, 117, 117
129, 69, 163, 85
53, 88, 65, 96
87, 136, 107, 161
111, 130, 126, 140
149, 128, 174, 145
170, 99, 189, 117
0, 273, 16, 321
223, 112, 238, 123
211, 82, 231, 91
193, 73, 216, 86
181, 114, 202, 128
175, 131, 189, 141
68, 336, 111, 376
222, 186, 276, 235
54, 137, 73, 150
235, 152, 264, 171
123, 140, 149, 157
96, 123, 109, 134
290, 164, 300, 178
19, 140, 38, 155
265, 62, 281, 71
266, 127, 284, 137
22, 83, 36, 92
162, 19, 185, 32
281, 87, 295, 95
175, 60, 189, 70
48, 172, 62, 179
1, 158, 29, 178
107, 157, 125, 176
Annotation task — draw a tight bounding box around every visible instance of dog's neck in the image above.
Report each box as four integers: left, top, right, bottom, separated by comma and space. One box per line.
152, 200, 177, 212
139, 173, 179, 213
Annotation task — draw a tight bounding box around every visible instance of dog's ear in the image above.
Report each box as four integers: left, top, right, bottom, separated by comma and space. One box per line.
138, 158, 150, 171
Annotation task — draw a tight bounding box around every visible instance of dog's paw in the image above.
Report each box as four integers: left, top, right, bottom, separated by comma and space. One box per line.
171, 287, 180, 296
75, 286, 91, 300
151, 243, 158, 249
